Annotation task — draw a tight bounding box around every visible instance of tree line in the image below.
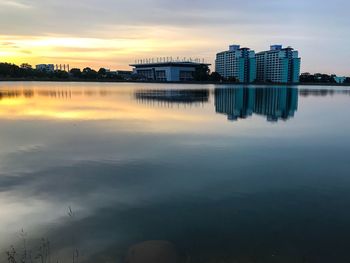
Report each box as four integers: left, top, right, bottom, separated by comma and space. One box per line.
0, 62, 228, 82
193, 64, 237, 82
195, 65, 350, 84
0, 63, 130, 81
1, 62, 348, 84
300, 73, 350, 84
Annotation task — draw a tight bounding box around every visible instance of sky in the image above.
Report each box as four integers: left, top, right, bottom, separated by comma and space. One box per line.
0, 0, 349, 75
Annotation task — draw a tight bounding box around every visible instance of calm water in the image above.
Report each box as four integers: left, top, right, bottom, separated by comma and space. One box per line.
0, 82, 350, 263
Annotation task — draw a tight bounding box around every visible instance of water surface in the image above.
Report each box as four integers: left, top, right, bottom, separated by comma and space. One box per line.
0, 82, 350, 263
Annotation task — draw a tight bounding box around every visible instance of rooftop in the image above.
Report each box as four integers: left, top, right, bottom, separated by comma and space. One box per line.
130, 61, 211, 68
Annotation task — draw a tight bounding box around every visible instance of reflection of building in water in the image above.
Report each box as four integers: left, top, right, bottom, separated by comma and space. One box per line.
135, 89, 209, 107
215, 87, 298, 122
215, 88, 255, 121
255, 88, 298, 121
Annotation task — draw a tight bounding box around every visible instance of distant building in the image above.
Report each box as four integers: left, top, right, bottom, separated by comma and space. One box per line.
36, 64, 55, 72
106, 70, 133, 79
334, 76, 347, 84
115, 70, 133, 79
215, 45, 256, 83
130, 61, 211, 82
256, 45, 301, 83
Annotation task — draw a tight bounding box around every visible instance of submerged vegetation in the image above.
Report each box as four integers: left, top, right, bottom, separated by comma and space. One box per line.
5, 208, 79, 263
6, 236, 52, 263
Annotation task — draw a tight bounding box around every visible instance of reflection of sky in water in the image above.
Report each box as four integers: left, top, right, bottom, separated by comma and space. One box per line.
0, 82, 350, 262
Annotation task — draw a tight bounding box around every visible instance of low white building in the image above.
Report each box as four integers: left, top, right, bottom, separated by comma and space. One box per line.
36, 64, 55, 72
105, 69, 133, 79
130, 61, 211, 82
334, 76, 347, 84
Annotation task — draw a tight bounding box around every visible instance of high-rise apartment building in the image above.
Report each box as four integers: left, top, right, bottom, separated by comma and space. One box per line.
256, 45, 301, 83
215, 45, 257, 83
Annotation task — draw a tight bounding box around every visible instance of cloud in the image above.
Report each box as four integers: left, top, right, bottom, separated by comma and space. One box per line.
0, 0, 336, 36
0, 0, 349, 74
0, 0, 32, 9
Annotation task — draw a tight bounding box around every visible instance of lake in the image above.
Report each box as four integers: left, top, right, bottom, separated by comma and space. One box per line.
0, 82, 350, 263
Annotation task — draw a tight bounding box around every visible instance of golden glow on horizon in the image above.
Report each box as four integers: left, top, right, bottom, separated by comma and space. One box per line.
0, 29, 215, 70
0, 36, 155, 69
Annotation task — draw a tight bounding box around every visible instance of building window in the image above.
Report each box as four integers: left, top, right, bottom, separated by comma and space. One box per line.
180, 71, 194, 81
155, 70, 167, 81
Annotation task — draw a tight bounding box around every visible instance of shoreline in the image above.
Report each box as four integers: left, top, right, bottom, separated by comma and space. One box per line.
0, 78, 349, 87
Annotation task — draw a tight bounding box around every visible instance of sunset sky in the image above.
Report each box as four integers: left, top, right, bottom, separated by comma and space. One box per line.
0, 0, 349, 75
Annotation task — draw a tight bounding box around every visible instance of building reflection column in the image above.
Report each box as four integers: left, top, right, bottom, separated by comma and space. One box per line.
215, 87, 298, 122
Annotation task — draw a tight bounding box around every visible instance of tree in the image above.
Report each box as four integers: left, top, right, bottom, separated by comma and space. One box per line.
300, 73, 339, 84
193, 64, 210, 81
54, 70, 69, 79
98, 68, 107, 77
0, 63, 29, 78
300, 72, 315, 83
82, 67, 98, 79
209, 72, 223, 82
226, 76, 238, 83
20, 63, 32, 70
70, 68, 82, 78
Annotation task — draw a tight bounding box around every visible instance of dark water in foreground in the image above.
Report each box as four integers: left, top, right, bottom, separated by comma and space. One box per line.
0, 82, 350, 263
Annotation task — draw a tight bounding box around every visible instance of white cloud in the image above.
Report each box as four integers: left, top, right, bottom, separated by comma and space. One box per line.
0, 0, 32, 9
